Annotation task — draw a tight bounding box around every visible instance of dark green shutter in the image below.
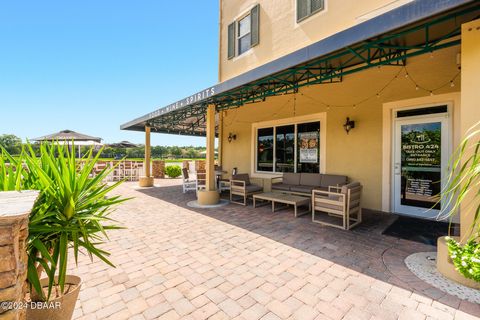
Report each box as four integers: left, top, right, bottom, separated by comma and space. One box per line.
250, 4, 260, 47
311, 0, 324, 13
227, 22, 235, 59
297, 0, 309, 22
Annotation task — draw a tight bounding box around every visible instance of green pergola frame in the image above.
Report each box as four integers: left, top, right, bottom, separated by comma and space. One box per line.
126, 3, 479, 136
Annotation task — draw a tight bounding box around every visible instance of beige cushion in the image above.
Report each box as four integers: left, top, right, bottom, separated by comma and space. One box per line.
341, 181, 361, 194
271, 183, 294, 191
283, 173, 300, 185
245, 184, 263, 193
320, 174, 348, 188
182, 168, 189, 179
290, 185, 314, 194
300, 173, 322, 187
232, 174, 251, 185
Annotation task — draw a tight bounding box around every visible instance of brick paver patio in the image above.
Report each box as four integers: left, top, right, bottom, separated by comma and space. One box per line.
70, 180, 480, 320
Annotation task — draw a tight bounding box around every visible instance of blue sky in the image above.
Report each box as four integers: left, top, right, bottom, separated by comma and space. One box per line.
0, 1, 218, 146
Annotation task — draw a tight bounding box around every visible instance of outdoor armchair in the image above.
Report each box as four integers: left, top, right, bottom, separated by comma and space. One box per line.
196, 170, 207, 191
312, 182, 362, 230
182, 168, 197, 193
230, 173, 263, 205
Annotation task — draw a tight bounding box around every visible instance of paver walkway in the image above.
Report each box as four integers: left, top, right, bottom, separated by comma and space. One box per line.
70, 180, 480, 320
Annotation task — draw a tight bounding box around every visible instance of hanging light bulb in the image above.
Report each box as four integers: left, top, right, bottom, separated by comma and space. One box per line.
430, 52, 434, 59
430, 91, 434, 96
353, 104, 357, 109
450, 81, 455, 87
415, 85, 420, 91
405, 73, 409, 78
376, 93, 380, 98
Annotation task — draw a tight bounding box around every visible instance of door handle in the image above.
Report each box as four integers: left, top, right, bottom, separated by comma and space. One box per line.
394, 163, 401, 175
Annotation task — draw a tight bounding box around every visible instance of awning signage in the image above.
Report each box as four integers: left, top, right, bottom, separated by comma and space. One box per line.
147, 86, 217, 120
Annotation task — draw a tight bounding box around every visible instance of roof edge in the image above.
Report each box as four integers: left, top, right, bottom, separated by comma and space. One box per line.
121, 0, 474, 131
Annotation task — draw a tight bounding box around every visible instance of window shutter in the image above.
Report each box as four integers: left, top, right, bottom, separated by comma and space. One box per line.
250, 4, 260, 47
311, 0, 324, 13
297, 0, 309, 22
227, 22, 235, 59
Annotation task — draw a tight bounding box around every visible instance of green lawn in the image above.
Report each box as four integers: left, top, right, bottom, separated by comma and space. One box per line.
98, 158, 205, 162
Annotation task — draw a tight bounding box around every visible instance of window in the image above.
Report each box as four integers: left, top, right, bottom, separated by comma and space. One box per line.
256, 121, 321, 173
275, 125, 295, 172
238, 15, 251, 55
227, 4, 259, 59
297, 122, 320, 173
257, 128, 274, 172
297, 0, 324, 22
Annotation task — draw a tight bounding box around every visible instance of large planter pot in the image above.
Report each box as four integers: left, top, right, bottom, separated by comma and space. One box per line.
27, 275, 82, 320
437, 236, 480, 289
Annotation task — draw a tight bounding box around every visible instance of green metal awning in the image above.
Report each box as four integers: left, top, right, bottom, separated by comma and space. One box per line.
121, 0, 480, 136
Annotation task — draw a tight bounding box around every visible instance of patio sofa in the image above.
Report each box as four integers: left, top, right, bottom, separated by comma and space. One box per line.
271, 173, 348, 197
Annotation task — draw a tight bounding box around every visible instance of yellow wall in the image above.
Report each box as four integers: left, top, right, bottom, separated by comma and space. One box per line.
460, 19, 480, 238
220, 0, 412, 81
220, 46, 461, 211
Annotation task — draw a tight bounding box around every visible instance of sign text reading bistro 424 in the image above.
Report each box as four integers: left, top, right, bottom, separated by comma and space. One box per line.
402, 142, 440, 167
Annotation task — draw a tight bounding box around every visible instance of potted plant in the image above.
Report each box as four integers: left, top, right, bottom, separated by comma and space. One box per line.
1, 143, 128, 320
438, 121, 480, 286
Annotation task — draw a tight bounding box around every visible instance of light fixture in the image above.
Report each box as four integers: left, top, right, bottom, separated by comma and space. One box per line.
343, 117, 355, 134
227, 132, 237, 143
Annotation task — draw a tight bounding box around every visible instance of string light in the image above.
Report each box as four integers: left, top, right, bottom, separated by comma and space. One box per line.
450, 81, 455, 87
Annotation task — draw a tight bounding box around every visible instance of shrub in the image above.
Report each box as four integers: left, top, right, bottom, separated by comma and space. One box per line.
440, 121, 480, 283
446, 235, 480, 282
165, 165, 182, 178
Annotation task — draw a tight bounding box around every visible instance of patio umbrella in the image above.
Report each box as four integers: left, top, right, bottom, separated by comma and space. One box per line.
32, 129, 103, 157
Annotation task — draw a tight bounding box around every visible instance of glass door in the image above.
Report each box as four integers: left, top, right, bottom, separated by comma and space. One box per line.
393, 113, 449, 219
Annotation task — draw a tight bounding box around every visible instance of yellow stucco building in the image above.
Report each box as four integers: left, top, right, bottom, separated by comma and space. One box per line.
123, 0, 480, 287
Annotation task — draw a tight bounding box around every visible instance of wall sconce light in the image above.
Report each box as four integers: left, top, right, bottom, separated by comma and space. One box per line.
343, 117, 355, 134
227, 132, 237, 143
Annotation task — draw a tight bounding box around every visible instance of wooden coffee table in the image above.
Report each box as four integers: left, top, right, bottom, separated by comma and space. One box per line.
253, 192, 311, 217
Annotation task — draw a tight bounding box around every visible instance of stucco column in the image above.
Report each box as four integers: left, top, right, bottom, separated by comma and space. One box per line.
197, 105, 220, 205
218, 110, 223, 166
437, 18, 480, 290
139, 125, 154, 187
458, 19, 480, 240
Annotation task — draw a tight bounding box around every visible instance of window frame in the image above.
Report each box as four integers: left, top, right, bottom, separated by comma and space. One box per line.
237, 13, 252, 56
252, 113, 326, 176
296, 0, 325, 23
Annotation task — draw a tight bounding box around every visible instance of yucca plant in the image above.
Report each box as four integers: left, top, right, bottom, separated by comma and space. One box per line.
0, 142, 129, 301
0, 147, 25, 191
439, 121, 480, 282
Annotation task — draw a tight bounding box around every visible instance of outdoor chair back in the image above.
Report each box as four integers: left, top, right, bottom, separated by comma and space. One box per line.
196, 170, 207, 191
182, 167, 196, 193
230, 173, 263, 206
312, 182, 362, 230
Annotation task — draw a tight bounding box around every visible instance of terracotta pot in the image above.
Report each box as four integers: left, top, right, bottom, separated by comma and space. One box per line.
27, 275, 82, 320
